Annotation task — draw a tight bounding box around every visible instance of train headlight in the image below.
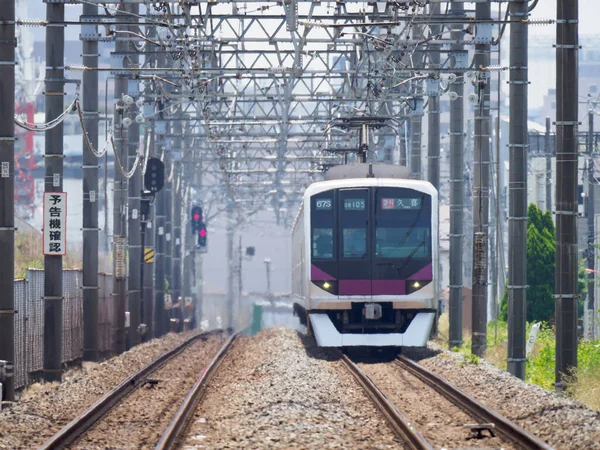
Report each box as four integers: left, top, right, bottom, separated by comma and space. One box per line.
407, 280, 430, 294
323, 282, 331, 289
312, 280, 338, 295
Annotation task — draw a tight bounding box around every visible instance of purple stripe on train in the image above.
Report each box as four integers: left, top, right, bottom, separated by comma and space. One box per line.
372, 280, 406, 295
311, 265, 335, 281
339, 280, 371, 296
407, 263, 432, 280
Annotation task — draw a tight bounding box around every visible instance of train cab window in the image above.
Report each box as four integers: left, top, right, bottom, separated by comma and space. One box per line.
375, 189, 431, 260
340, 190, 368, 259
313, 228, 333, 259
311, 194, 334, 260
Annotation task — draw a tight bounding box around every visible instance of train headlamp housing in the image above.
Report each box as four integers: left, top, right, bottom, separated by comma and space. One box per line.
407, 280, 431, 294
312, 280, 338, 295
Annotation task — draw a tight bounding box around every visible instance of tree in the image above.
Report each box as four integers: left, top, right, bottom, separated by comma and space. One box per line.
500, 204, 556, 322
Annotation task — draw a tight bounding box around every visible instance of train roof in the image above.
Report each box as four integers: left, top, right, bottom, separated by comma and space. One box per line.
324, 163, 411, 180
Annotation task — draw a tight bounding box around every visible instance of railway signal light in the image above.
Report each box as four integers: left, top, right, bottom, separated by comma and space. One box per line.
144, 158, 165, 194
198, 223, 207, 248
191, 206, 202, 232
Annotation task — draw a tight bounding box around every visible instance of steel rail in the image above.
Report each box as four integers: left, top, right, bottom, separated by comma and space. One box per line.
395, 355, 554, 450
154, 332, 240, 450
340, 354, 434, 450
38, 329, 225, 450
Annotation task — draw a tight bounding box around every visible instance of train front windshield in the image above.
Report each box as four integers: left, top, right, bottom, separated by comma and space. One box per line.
310, 187, 432, 295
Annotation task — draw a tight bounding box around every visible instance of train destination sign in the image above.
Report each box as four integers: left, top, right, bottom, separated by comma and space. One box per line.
344, 199, 366, 211
43, 192, 67, 256
381, 198, 421, 210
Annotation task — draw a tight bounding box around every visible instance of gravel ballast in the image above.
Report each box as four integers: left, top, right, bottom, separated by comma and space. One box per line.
0, 330, 209, 450
405, 343, 600, 450
359, 360, 514, 449
182, 327, 403, 449
72, 335, 226, 449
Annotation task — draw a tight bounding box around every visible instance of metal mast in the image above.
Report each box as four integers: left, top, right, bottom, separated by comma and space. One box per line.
427, 1, 441, 191
587, 110, 595, 340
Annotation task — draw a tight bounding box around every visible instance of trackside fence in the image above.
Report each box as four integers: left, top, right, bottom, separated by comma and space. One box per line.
12, 269, 114, 391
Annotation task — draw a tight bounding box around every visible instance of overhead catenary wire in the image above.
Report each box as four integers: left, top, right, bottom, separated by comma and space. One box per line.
14, 95, 79, 132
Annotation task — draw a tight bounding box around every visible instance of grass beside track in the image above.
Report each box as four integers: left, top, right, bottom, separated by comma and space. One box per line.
435, 314, 600, 411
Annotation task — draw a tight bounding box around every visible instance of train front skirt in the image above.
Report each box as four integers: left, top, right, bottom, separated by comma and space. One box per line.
309, 312, 435, 347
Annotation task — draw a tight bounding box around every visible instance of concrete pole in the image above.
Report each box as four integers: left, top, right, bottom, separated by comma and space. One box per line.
154, 155, 167, 337
471, 0, 492, 358
400, 121, 408, 167
226, 200, 235, 329
587, 110, 595, 339
448, 1, 465, 349
173, 170, 183, 330
507, 0, 529, 380
43, 1, 65, 382
165, 155, 173, 326
81, 3, 100, 362
545, 117, 552, 212
143, 128, 155, 338
427, 0, 441, 191
111, 2, 130, 354
0, 0, 16, 401
410, 23, 423, 180
127, 2, 141, 346
555, 0, 579, 391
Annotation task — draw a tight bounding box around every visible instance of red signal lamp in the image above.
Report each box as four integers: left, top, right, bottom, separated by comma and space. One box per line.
193, 213, 201, 221
199, 229, 207, 237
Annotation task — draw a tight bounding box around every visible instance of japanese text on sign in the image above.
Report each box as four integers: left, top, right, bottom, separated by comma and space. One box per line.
381, 198, 422, 210
43, 192, 67, 255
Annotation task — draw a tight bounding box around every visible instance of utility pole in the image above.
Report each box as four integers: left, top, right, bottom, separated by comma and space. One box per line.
555, 0, 579, 392
173, 170, 183, 330
471, 0, 492, 358
127, 2, 141, 347
43, 1, 65, 382
427, 0, 440, 191
226, 199, 235, 329
143, 128, 155, 338
164, 155, 173, 329
507, 0, 529, 380
400, 122, 408, 167
448, 1, 465, 349
81, 2, 100, 362
111, 2, 130, 354
587, 110, 595, 340
546, 117, 552, 212
154, 159, 167, 337
0, 0, 16, 401
410, 23, 423, 180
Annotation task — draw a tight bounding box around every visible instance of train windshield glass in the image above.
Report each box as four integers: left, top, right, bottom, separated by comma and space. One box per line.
375, 188, 431, 260
311, 193, 334, 259
340, 189, 369, 258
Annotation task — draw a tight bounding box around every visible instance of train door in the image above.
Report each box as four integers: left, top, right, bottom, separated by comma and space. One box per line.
337, 188, 371, 296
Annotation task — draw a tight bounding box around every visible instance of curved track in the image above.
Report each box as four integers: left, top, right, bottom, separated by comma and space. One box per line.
38, 329, 225, 450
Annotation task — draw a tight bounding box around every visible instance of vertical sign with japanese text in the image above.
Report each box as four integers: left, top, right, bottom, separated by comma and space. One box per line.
43, 192, 67, 256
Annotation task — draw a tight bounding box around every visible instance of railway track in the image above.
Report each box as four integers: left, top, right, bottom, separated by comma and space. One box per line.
394, 355, 553, 450
154, 332, 239, 450
343, 353, 554, 450
38, 329, 227, 450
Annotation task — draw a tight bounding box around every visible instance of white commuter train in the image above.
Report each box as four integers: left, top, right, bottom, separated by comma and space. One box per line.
292, 163, 439, 347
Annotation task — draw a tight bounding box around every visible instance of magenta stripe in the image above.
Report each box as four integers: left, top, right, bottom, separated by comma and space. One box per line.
372, 280, 406, 295
339, 279, 371, 295
407, 263, 432, 280
311, 265, 335, 281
